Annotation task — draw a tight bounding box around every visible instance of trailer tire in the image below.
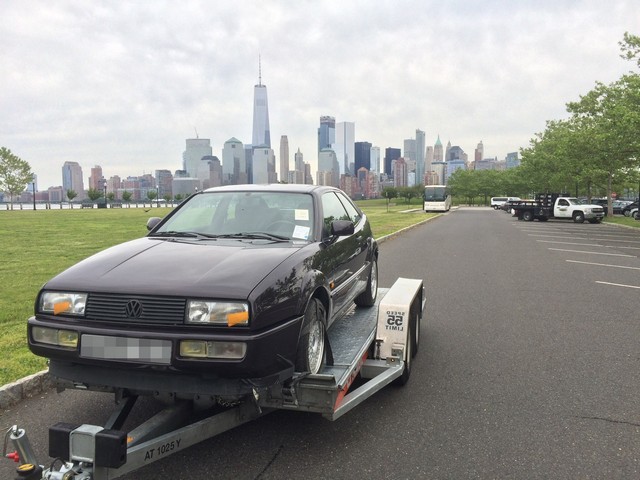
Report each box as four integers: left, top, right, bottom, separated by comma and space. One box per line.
355, 258, 378, 307
522, 210, 534, 222
394, 312, 416, 386
573, 212, 585, 223
295, 298, 326, 374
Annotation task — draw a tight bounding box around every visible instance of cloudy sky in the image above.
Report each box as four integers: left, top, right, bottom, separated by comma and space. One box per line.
2, 0, 637, 190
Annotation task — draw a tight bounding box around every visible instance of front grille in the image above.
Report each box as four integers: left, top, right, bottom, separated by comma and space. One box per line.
85, 293, 187, 326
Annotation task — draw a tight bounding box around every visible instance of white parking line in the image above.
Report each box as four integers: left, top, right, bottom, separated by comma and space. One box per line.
566, 260, 640, 270
549, 248, 635, 257
595, 281, 640, 289
537, 240, 603, 246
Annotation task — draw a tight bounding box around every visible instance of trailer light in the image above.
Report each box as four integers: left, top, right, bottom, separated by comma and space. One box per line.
186, 301, 249, 326
32, 326, 79, 349
40, 292, 87, 316
179, 341, 246, 360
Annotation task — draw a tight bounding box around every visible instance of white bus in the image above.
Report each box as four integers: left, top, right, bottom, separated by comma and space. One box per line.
424, 185, 451, 212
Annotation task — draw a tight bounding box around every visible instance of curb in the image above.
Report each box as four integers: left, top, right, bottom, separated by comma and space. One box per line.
0, 370, 52, 410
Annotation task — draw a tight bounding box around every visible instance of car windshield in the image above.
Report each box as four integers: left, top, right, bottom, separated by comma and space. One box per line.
152, 191, 314, 241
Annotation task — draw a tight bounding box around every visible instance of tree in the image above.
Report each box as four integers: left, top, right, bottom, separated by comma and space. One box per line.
147, 189, 158, 205
163, 194, 172, 205
122, 191, 132, 207
381, 187, 397, 212
66, 189, 77, 208
87, 188, 103, 201
0, 147, 33, 210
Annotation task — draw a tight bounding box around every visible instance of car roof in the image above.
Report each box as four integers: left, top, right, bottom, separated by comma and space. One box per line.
203, 184, 335, 195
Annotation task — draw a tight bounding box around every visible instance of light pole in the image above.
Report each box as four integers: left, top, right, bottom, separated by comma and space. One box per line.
104, 182, 107, 208
156, 185, 160, 208
32, 181, 36, 211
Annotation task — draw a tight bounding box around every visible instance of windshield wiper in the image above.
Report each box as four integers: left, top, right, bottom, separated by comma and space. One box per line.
150, 231, 212, 238
214, 232, 290, 241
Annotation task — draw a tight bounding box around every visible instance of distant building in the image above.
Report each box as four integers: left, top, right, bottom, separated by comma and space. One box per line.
318, 116, 335, 152
279, 135, 289, 183
183, 138, 212, 181
445, 159, 466, 183
506, 152, 520, 169
252, 61, 271, 149
394, 158, 408, 187
252, 147, 276, 184
334, 121, 355, 176
370, 146, 381, 173
222, 137, 247, 185
62, 161, 85, 200
415, 129, 426, 187
354, 141, 372, 172
384, 147, 401, 177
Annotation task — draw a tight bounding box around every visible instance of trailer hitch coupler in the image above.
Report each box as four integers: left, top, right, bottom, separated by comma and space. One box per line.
7, 426, 39, 469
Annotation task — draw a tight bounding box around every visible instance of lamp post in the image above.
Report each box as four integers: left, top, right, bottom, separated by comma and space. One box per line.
32, 181, 36, 211
104, 183, 107, 208
156, 185, 160, 208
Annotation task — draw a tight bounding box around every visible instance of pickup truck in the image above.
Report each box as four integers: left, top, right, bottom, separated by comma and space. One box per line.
511, 194, 605, 223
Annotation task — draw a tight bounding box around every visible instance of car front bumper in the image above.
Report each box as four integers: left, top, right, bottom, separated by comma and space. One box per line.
28, 314, 303, 383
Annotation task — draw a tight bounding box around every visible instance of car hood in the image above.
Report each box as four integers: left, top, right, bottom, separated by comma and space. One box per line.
43, 237, 301, 299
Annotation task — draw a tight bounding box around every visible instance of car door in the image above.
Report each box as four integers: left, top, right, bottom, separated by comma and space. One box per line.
318, 191, 369, 324
555, 198, 571, 218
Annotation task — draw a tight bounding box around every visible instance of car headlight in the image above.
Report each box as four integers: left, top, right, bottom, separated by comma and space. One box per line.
179, 340, 247, 359
32, 326, 79, 349
40, 292, 87, 316
186, 301, 249, 326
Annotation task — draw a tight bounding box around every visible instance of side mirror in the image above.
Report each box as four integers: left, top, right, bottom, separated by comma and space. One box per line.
331, 220, 355, 236
146, 217, 162, 231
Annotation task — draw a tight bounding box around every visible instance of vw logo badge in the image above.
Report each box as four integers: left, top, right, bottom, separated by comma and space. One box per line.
125, 300, 143, 318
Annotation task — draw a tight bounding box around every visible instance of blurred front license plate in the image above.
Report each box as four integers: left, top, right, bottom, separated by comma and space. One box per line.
81, 334, 171, 365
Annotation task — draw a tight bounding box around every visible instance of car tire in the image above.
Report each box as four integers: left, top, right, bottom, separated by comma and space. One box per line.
522, 210, 534, 222
573, 212, 585, 223
295, 298, 326, 374
632, 210, 639, 220
355, 258, 378, 307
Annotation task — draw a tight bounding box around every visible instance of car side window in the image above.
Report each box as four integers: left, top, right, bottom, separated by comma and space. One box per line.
558, 199, 569, 206
321, 192, 351, 237
336, 191, 362, 224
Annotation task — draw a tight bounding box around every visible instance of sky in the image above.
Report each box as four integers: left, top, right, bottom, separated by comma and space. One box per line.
2, 0, 638, 190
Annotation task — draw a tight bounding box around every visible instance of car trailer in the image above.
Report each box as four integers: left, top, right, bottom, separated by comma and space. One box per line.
3, 278, 424, 480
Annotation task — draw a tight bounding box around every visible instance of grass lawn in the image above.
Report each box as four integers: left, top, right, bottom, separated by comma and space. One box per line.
0, 199, 435, 385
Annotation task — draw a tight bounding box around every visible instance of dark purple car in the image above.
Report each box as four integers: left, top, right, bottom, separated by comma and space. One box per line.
28, 184, 378, 400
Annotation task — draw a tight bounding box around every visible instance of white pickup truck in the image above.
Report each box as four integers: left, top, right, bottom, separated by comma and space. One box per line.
510, 194, 605, 223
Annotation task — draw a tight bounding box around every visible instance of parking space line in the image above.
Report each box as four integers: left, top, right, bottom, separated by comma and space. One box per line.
566, 260, 640, 270
595, 281, 640, 289
537, 240, 603, 246
549, 248, 635, 257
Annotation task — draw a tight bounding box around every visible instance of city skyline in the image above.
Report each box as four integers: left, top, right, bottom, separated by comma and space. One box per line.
2, 1, 636, 190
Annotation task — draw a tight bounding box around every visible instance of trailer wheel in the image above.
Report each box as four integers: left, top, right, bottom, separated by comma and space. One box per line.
573, 212, 585, 223
295, 298, 326, 374
355, 258, 378, 307
394, 312, 416, 386
522, 210, 534, 222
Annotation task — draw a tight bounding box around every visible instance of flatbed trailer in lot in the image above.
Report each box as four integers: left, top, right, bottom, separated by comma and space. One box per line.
3, 278, 424, 480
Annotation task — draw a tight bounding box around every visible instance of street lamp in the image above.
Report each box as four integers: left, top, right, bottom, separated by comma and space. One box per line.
104, 183, 107, 208
156, 185, 160, 208
32, 181, 36, 211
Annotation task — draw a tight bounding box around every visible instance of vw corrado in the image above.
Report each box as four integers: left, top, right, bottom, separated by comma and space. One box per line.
28, 184, 379, 400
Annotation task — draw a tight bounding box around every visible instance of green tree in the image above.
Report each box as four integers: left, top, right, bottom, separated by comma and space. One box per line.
66, 189, 77, 208
87, 188, 103, 201
122, 190, 132, 207
0, 147, 33, 209
147, 189, 158, 205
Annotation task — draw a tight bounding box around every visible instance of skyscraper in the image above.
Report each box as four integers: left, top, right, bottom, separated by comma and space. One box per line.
475, 140, 484, 162
354, 142, 372, 172
183, 138, 212, 179
384, 147, 401, 177
279, 135, 289, 182
222, 137, 246, 185
334, 121, 355, 175
251, 60, 271, 148
415, 129, 426, 186
433, 135, 444, 163
318, 116, 335, 152
62, 161, 85, 199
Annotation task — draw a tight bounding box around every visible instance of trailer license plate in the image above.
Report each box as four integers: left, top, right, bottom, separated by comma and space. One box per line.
81, 334, 172, 364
